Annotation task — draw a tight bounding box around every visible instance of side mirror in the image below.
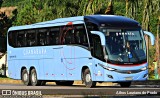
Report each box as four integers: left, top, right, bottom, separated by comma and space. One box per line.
104, 55, 108, 61
143, 31, 155, 45
90, 31, 106, 46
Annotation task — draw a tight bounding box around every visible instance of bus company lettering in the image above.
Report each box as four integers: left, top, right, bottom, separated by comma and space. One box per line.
12, 90, 42, 96
23, 48, 47, 55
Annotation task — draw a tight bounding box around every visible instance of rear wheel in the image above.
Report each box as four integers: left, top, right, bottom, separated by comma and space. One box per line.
21, 69, 30, 86
83, 68, 96, 88
119, 82, 131, 87
30, 69, 41, 86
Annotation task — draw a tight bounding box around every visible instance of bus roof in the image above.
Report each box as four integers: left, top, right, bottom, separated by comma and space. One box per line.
8, 15, 140, 32
8, 16, 84, 32
84, 15, 140, 29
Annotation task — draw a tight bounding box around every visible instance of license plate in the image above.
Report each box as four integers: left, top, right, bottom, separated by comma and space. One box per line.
125, 77, 132, 80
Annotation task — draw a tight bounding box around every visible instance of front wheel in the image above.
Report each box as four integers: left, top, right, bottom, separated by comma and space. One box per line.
30, 69, 41, 86
119, 82, 131, 87
83, 68, 96, 88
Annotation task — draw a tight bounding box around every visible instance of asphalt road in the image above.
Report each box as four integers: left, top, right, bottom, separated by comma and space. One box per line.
0, 84, 160, 97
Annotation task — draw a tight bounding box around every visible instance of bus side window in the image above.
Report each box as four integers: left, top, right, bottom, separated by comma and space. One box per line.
61, 26, 74, 45
74, 24, 88, 47
37, 29, 47, 46
26, 31, 36, 47
65, 30, 74, 44
48, 27, 60, 45
17, 31, 25, 47
8, 32, 16, 47
85, 22, 99, 52
37, 32, 46, 46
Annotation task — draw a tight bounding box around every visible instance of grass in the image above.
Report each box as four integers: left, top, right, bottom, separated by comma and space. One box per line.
0, 76, 10, 80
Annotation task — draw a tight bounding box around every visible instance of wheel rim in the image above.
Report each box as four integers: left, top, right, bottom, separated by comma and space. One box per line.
23, 73, 28, 81
86, 73, 91, 82
32, 72, 36, 83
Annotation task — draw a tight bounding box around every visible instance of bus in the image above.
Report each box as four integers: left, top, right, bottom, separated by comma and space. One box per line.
7, 15, 155, 87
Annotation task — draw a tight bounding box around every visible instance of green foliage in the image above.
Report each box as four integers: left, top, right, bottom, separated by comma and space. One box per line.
1, 0, 23, 7
0, 0, 17, 37
114, 2, 125, 16
0, 12, 12, 37
148, 45, 156, 79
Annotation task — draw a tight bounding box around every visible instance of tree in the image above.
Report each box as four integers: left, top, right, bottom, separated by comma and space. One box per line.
105, 0, 114, 15
0, 0, 17, 37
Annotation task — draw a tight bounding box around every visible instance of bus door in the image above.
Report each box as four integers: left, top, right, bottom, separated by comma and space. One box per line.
91, 34, 105, 81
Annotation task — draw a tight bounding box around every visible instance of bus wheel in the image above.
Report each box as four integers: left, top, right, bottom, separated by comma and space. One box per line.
30, 69, 41, 86
83, 68, 96, 88
22, 69, 30, 86
119, 82, 131, 87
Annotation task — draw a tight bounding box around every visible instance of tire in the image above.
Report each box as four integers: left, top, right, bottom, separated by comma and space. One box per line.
30, 69, 41, 86
119, 82, 131, 87
83, 68, 96, 88
21, 69, 30, 86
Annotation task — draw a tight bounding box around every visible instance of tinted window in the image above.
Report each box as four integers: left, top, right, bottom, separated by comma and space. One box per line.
17, 31, 25, 47
61, 25, 74, 44
74, 25, 88, 47
61, 24, 89, 47
47, 27, 60, 45
92, 34, 104, 61
85, 22, 99, 49
8, 32, 16, 47
26, 30, 36, 47
37, 29, 47, 46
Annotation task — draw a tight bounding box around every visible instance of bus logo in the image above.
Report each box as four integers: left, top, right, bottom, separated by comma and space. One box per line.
127, 71, 132, 74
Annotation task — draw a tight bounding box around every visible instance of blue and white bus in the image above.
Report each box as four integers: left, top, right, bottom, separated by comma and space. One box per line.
7, 15, 155, 87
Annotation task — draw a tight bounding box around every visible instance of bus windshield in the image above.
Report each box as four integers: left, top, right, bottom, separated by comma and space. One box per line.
100, 28, 147, 64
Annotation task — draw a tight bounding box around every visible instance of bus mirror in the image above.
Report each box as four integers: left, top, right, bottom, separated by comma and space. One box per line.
90, 31, 106, 46
104, 55, 108, 61
144, 31, 155, 45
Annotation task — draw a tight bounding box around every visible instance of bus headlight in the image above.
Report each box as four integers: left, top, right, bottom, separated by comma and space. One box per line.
103, 66, 116, 71
141, 67, 147, 71
106, 67, 116, 71
98, 63, 116, 71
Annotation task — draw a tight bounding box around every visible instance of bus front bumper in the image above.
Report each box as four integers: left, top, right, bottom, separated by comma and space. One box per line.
103, 69, 148, 82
